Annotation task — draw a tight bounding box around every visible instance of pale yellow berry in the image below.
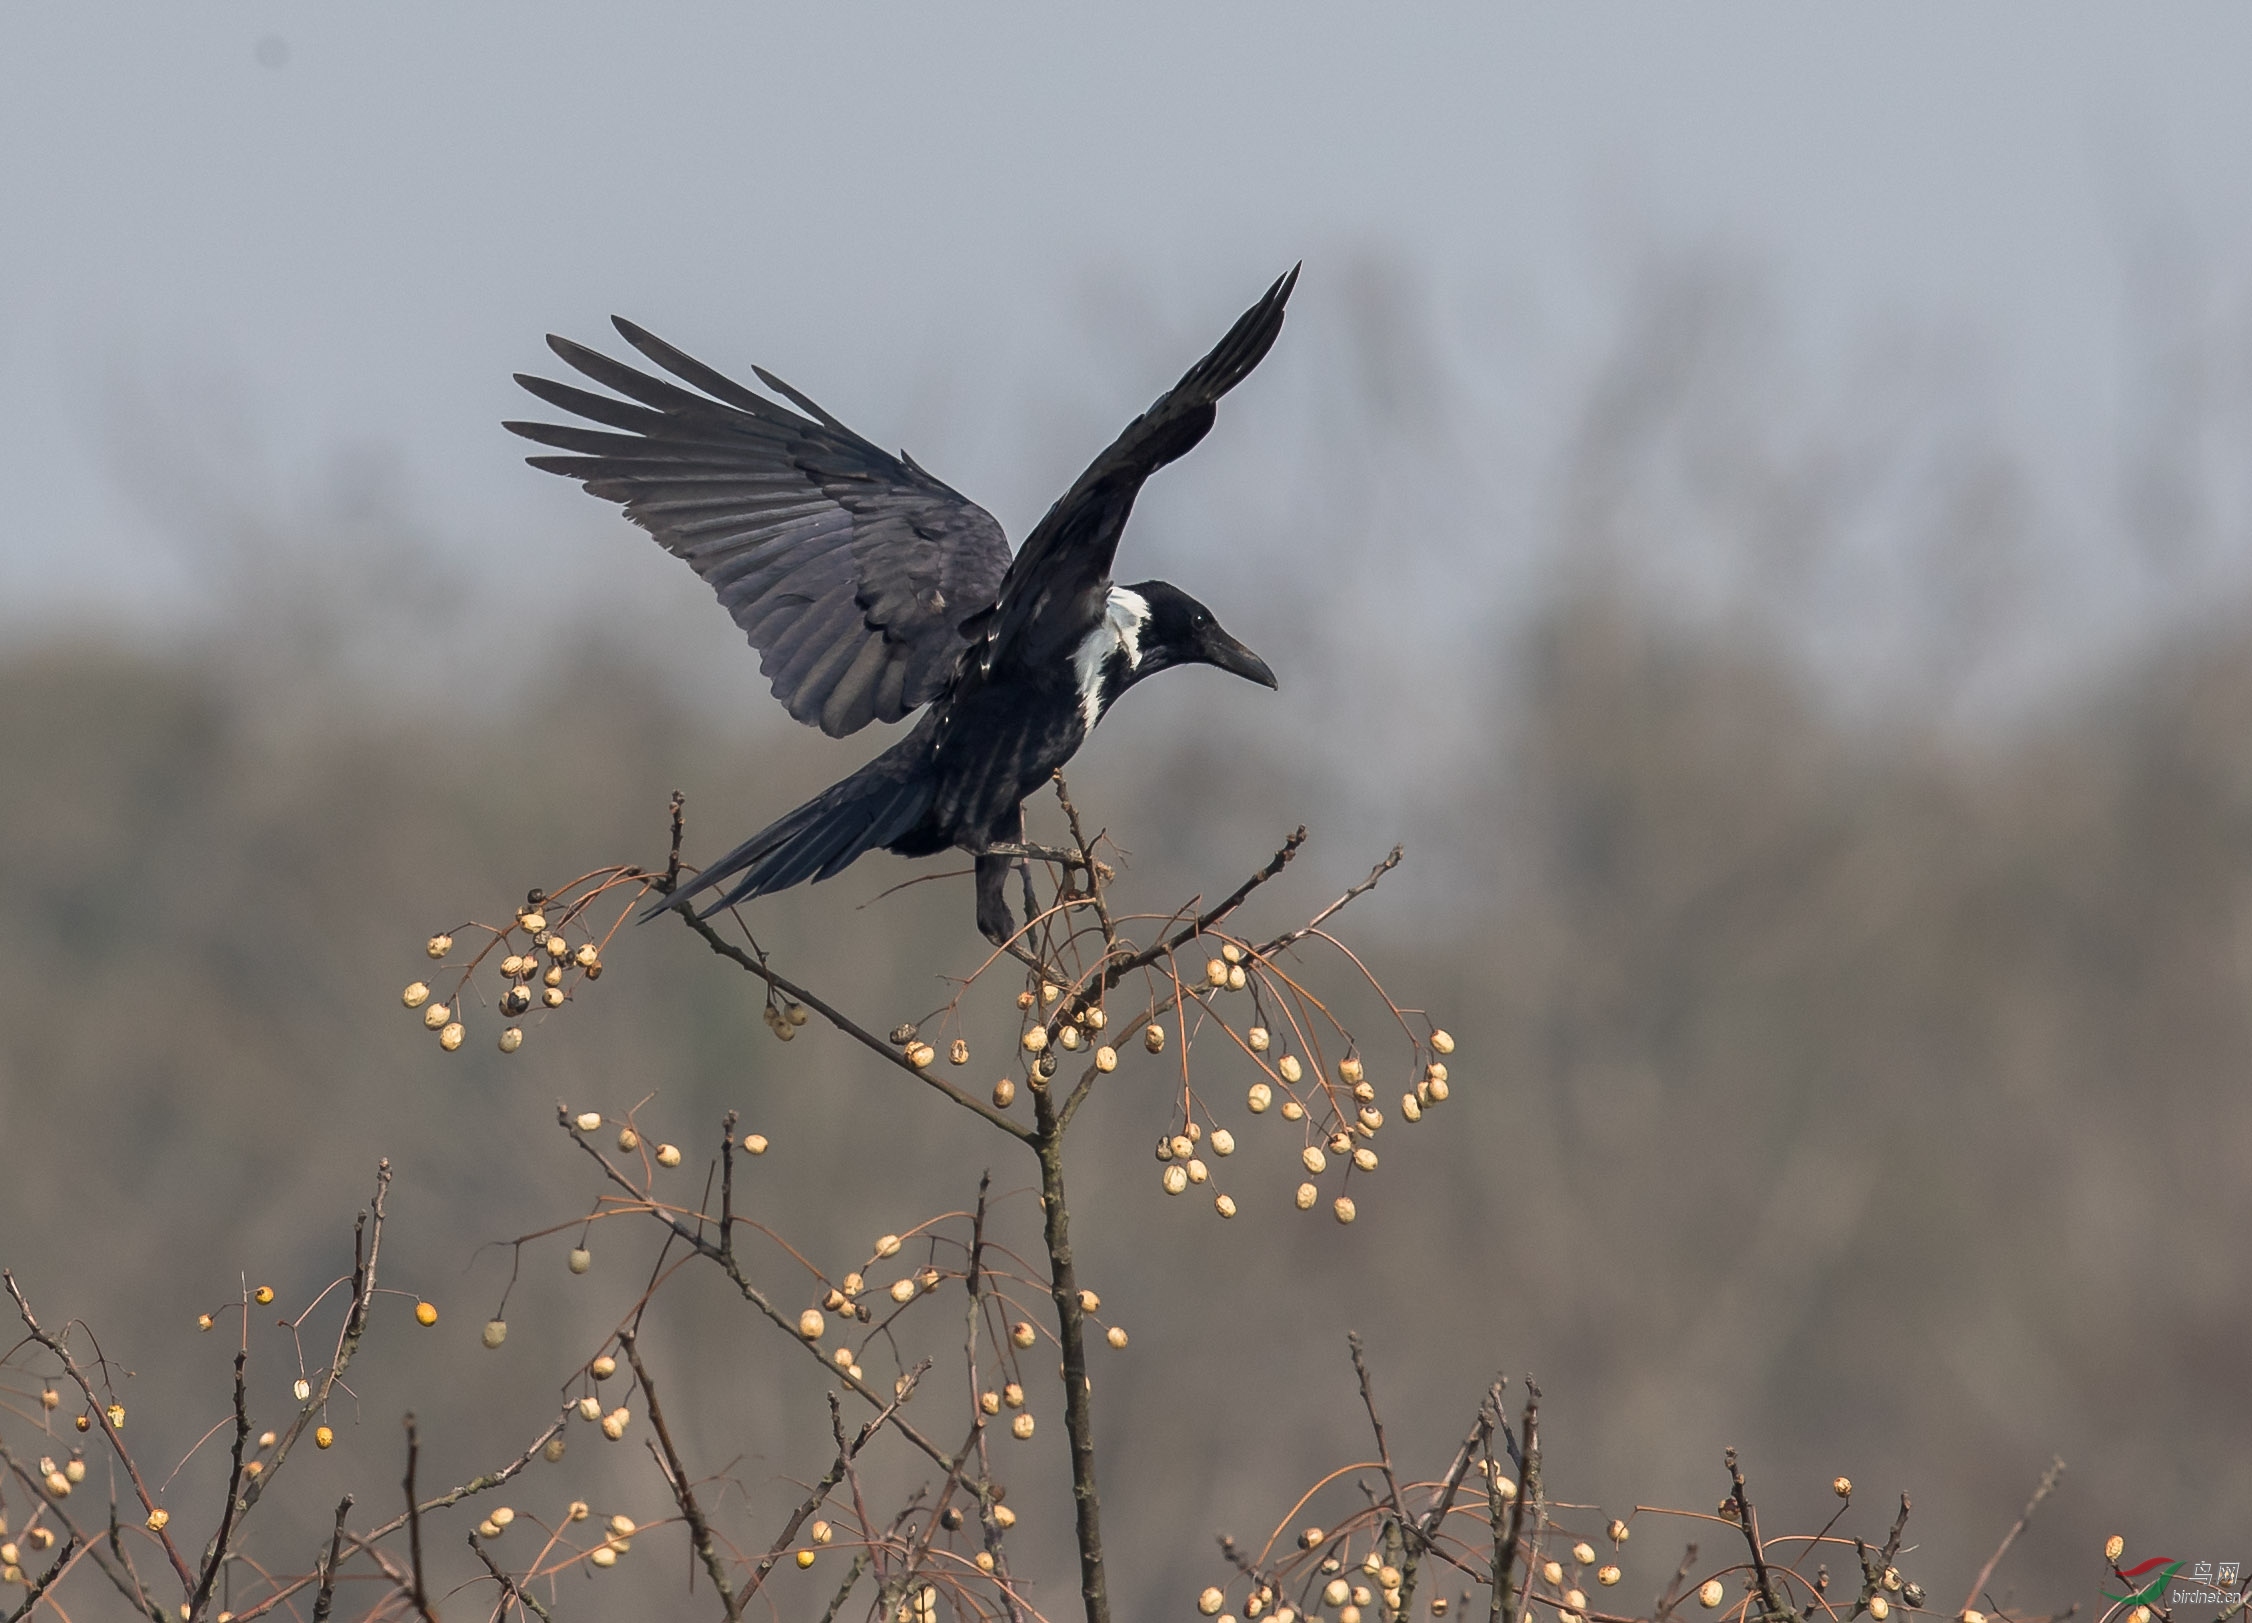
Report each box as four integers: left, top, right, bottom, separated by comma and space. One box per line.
1869, 1599, 1889, 1622
1170, 1135, 1194, 1160
1210, 1128, 1236, 1156
993, 1077, 1018, 1107
575, 1111, 602, 1131
1010, 1413, 1035, 1440
518, 910, 546, 933
1883, 1569, 1902, 1592
1057, 1025, 1082, 1051
1248, 1026, 1271, 1051
1334, 1197, 1356, 1224
294, 1377, 312, 1402
832, 1345, 854, 1369
567, 1501, 590, 1523
1077, 1288, 1100, 1312
541, 987, 563, 1009
415, 1301, 438, 1326
906, 1042, 936, 1068
1430, 1029, 1454, 1055
1338, 1056, 1364, 1085
1425, 1075, 1449, 1103
1162, 1165, 1189, 1196
1571, 1542, 1595, 1565
146, 1509, 169, 1532
1002, 1382, 1025, 1409
1607, 1519, 1629, 1543
1247, 1081, 1272, 1113
1143, 1024, 1166, 1053
1094, 1045, 1118, 1071
1277, 1055, 1303, 1083
980, 1390, 1002, 1415
438, 1021, 465, 1049
1227, 964, 1247, 991
1698, 1579, 1725, 1609
992, 1504, 1017, 1528
1106, 1325, 1128, 1348
1296, 1182, 1318, 1210
601, 1407, 630, 1440
1214, 1193, 1237, 1217
64, 1459, 86, 1483
976, 1551, 996, 1574
1202, 1589, 1230, 1617
1358, 1107, 1383, 1132
497, 1026, 523, 1053
568, 1247, 592, 1274
945, 1038, 969, 1066
1302, 1145, 1327, 1174
742, 1133, 769, 1155
799, 1308, 825, 1340
616, 1126, 640, 1151
2128, 1609, 2149, 1623
1012, 1320, 1036, 1347
483, 1319, 507, 1349
1833, 1476, 1852, 1498
2105, 1535, 2125, 1562
1566, 1592, 1586, 1611
874, 1234, 902, 1258
316, 1425, 334, 1449
578, 1397, 602, 1421
42, 1472, 67, 1498
1964, 1611, 1987, 1623
655, 1142, 682, 1168
590, 1546, 618, 1568
423, 1002, 449, 1029
543, 963, 564, 987
890, 1277, 917, 1304
591, 1353, 616, 1379
1299, 1527, 1325, 1549
1022, 1027, 1048, 1053
1400, 1092, 1422, 1122
1186, 1157, 1209, 1184
1352, 1147, 1378, 1172
403, 982, 430, 1009
1597, 1565, 1620, 1587
427, 934, 453, 959
1206, 958, 1228, 987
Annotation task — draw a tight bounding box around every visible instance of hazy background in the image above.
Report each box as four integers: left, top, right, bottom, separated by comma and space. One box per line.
6, 7, 2252, 1617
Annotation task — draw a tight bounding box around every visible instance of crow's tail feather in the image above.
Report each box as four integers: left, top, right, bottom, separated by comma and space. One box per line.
644, 755, 934, 923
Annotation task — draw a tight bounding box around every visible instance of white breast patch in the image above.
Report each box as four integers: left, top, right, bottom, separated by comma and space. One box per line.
1073, 587, 1150, 731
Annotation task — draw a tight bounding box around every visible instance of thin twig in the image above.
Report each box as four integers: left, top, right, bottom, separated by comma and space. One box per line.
667, 905, 1035, 1142
3, 1272, 198, 1597
3, 1534, 80, 1623
1725, 1448, 1788, 1622
468, 1532, 551, 1623
618, 1329, 739, 1622
402, 1417, 439, 1623
311, 1496, 353, 1623
1959, 1457, 2064, 1618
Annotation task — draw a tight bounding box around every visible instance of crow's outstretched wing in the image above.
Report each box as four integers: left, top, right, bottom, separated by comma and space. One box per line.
507, 320, 1013, 737
976, 266, 1298, 676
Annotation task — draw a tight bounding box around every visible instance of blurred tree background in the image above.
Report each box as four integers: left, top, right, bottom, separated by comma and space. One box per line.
6, 246, 2252, 1617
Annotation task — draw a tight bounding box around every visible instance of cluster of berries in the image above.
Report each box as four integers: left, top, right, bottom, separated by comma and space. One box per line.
401, 892, 609, 1057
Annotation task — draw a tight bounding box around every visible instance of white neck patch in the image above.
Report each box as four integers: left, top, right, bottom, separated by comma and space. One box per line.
1073, 586, 1151, 731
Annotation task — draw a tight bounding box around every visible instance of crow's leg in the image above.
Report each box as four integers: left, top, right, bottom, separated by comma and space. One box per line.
974, 851, 1017, 946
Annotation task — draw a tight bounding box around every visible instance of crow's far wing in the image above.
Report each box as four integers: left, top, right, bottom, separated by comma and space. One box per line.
507, 320, 1013, 737
977, 266, 1298, 675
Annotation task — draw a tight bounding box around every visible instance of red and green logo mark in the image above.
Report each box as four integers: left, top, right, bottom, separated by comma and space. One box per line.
2103, 1557, 2183, 1605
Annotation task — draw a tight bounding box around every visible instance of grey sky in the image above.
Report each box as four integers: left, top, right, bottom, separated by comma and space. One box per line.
5, 6, 2251, 631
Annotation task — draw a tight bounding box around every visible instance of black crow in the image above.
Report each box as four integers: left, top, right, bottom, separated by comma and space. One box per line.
506, 267, 1295, 943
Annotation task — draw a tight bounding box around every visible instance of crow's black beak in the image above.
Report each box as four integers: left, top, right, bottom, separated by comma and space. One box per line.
1201, 626, 1278, 690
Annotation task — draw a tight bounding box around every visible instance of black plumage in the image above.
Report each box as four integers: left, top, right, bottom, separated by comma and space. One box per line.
506, 267, 1295, 942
